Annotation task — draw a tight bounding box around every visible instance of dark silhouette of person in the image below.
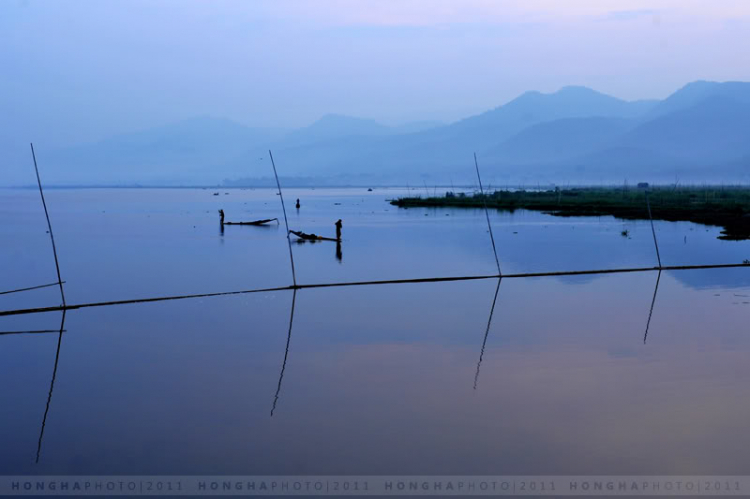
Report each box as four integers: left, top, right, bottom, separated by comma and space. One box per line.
219, 209, 225, 225
335, 219, 342, 240
295, 198, 300, 209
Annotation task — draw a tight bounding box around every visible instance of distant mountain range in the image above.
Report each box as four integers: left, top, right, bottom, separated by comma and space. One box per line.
4, 80, 750, 186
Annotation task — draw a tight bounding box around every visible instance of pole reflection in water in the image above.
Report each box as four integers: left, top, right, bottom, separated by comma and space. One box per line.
643, 269, 662, 344
271, 288, 297, 417
473, 278, 502, 391
36, 309, 67, 464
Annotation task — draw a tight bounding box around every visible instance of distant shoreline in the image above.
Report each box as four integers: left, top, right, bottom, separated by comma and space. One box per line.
2, 184, 440, 190
4, 183, 750, 190
392, 186, 750, 241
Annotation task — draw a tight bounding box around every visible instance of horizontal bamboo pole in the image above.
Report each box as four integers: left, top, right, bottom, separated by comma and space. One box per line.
1, 262, 748, 318
0, 282, 66, 296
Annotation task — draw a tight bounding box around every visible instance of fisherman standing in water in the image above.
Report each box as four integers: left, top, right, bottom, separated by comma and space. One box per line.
295, 198, 300, 209
219, 209, 225, 225
335, 219, 342, 240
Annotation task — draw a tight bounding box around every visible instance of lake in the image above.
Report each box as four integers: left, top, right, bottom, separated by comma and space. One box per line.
2, 187, 750, 478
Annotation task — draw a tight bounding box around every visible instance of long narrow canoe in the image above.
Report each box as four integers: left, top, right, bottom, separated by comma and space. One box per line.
224, 218, 278, 226
289, 230, 340, 242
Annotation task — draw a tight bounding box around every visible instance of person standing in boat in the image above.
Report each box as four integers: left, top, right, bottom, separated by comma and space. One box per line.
219, 209, 225, 225
335, 219, 342, 240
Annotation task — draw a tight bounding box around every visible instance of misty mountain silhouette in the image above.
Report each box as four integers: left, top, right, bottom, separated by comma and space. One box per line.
485, 116, 633, 164
645, 80, 750, 119
282, 114, 394, 147
620, 95, 750, 163
6, 81, 750, 185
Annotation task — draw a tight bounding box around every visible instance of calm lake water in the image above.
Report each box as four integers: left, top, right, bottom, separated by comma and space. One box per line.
2, 187, 750, 477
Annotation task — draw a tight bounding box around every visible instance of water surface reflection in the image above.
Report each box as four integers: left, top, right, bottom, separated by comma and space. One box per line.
2, 270, 750, 476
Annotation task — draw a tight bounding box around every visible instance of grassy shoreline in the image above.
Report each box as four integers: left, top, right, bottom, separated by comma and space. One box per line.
391, 186, 750, 240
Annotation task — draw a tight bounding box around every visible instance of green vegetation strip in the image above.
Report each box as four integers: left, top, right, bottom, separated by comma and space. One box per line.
391, 187, 750, 240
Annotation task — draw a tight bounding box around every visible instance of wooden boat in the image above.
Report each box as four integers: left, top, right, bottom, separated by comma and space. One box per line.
289, 230, 339, 242
223, 218, 278, 226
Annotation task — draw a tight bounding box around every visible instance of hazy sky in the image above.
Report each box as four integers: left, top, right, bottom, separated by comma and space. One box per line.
2, 0, 750, 145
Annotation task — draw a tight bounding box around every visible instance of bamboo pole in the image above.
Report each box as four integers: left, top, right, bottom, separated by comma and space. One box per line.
268, 150, 297, 287
2, 262, 748, 318
645, 189, 662, 268
0, 281, 66, 296
0, 329, 65, 336
473, 153, 501, 275
30, 144, 66, 307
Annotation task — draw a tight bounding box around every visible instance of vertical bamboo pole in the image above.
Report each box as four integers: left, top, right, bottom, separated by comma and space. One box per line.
474, 153, 501, 276
30, 143, 66, 307
268, 150, 297, 287
645, 189, 662, 268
